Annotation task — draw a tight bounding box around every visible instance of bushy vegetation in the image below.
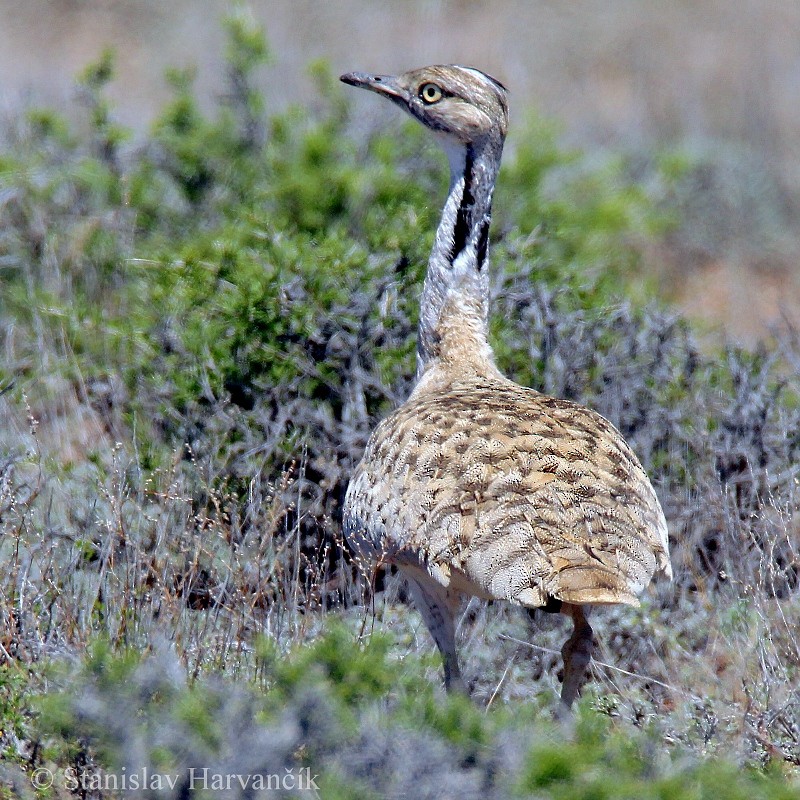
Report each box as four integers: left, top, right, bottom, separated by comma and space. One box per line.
0, 10, 798, 798
2, 627, 790, 799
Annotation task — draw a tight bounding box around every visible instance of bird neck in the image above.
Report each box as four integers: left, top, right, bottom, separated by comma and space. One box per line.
417, 135, 504, 382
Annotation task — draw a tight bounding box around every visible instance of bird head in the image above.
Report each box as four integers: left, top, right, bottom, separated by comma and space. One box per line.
340, 65, 508, 146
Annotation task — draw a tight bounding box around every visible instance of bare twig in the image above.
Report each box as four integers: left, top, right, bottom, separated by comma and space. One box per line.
497, 633, 701, 703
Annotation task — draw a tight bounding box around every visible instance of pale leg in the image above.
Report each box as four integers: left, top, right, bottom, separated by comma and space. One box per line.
405, 574, 467, 694
559, 603, 593, 710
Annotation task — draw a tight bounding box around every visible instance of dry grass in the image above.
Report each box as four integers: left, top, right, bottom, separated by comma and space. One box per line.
2, 270, 799, 771
0, 16, 799, 793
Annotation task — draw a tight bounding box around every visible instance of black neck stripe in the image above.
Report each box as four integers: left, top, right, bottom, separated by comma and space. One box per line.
448, 146, 475, 264
476, 217, 490, 271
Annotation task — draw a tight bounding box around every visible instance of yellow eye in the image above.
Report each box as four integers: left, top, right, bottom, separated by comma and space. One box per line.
419, 83, 443, 104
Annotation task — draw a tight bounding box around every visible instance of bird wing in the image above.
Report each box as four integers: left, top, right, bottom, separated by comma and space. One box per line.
352, 375, 671, 607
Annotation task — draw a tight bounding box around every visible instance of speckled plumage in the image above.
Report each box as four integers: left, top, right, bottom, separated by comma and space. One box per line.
345, 372, 671, 607
340, 65, 671, 706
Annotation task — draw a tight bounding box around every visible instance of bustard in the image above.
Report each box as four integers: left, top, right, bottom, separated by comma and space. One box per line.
340, 65, 672, 709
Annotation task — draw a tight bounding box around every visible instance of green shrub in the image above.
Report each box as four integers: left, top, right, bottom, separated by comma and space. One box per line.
31, 625, 800, 800
1, 14, 800, 799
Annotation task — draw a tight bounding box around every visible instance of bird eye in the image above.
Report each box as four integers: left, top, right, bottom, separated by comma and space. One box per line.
419, 83, 443, 104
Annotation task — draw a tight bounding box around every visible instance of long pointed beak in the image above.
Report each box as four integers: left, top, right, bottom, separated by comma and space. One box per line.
339, 71, 409, 103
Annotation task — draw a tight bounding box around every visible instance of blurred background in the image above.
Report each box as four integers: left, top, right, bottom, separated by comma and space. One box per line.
2, 0, 799, 341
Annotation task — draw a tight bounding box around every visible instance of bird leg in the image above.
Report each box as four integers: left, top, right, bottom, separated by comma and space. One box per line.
559, 603, 593, 711
405, 574, 467, 694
